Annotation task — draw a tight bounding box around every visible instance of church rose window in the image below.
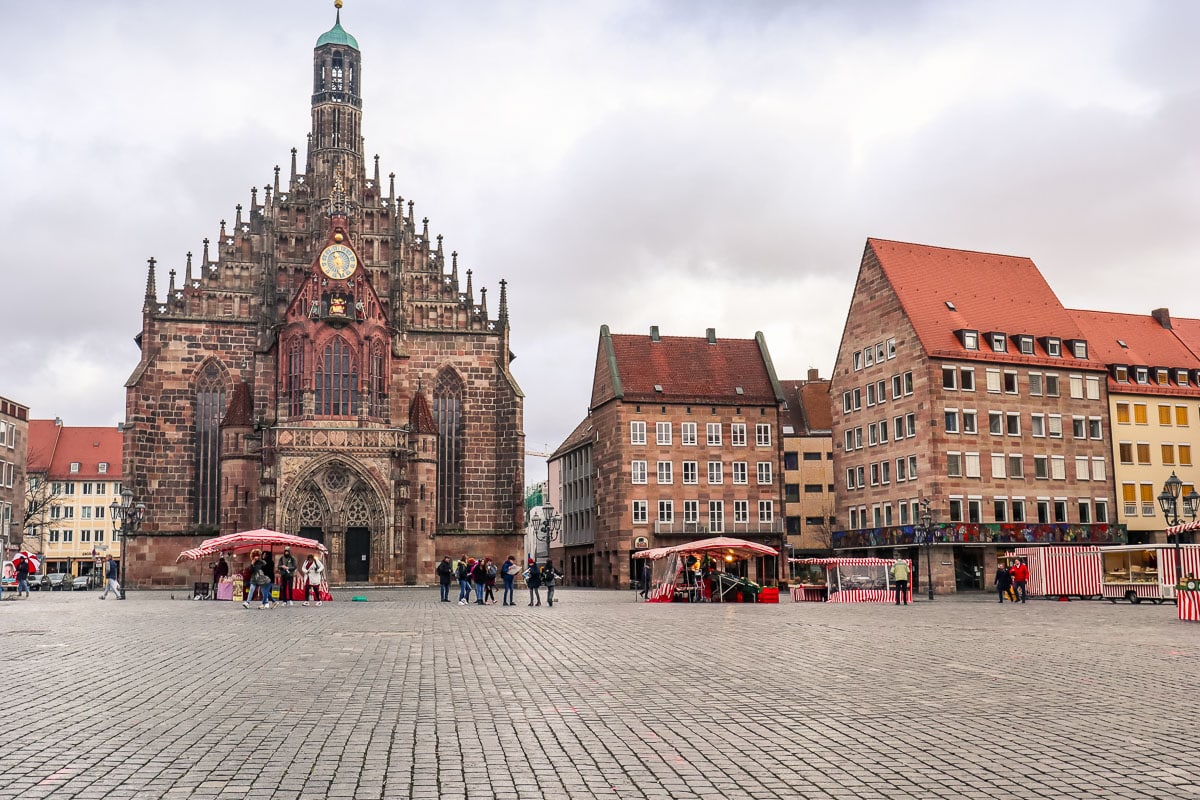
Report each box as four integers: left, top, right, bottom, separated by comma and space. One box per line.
434, 369, 464, 527
316, 336, 358, 416
195, 362, 226, 527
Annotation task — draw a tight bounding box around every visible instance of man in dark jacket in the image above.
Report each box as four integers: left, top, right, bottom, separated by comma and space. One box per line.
995, 564, 1013, 604
98, 555, 122, 600
436, 556, 453, 602
15, 555, 31, 598
277, 547, 297, 606
471, 559, 488, 605
526, 558, 542, 607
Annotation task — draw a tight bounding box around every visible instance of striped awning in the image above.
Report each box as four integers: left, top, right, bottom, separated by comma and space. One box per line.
176, 528, 328, 563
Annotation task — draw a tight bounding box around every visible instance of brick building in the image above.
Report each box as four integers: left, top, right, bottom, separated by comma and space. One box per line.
831, 239, 1123, 594
122, 7, 524, 587
25, 419, 123, 578
779, 372, 836, 559
1068, 308, 1200, 544
0, 397, 29, 559
555, 325, 786, 590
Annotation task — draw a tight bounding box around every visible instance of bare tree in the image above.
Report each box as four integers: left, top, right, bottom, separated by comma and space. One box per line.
21, 478, 61, 552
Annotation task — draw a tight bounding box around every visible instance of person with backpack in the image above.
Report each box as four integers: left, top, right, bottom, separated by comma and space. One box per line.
525, 557, 542, 606
435, 556, 454, 602
455, 555, 471, 605
541, 559, 562, 607
483, 558, 498, 605
501, 555, 519, 606
471, 558, 488, 605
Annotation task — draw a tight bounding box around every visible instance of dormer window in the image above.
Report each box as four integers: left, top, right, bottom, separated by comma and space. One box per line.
959, 330, 979, 350
1114, 366, 1128, 383
1016, 336, 1035, 355
1135, 367, 1149, 384
69, 462, 80, 473
1045, 338, 1062, 357
98, 463, 108, 474
1069, 340, 1088, 359
1156, 368, 1170, 386
1177, 369, 1190, 387
989, 333, 1007, 353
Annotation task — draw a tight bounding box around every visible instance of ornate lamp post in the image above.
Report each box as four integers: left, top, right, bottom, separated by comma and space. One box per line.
919, 497, 935, 601
109, 489, 145, 600
1158, 471, 1198, 588
535, 502, 562, 562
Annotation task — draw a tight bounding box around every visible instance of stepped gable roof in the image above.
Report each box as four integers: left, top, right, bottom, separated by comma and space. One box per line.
779, 379, 832, 435
26, 420, 62, 473
550, 418, 594, 460
28, 422, 122, 480
869, 238, 1104, 368
408, 392, 437, 435
605, 332, 778, 405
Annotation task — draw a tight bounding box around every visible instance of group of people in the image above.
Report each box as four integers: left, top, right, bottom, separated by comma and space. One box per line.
435, 555, 562, 607
995, 559, 1030, 603
233, 546, 326, 609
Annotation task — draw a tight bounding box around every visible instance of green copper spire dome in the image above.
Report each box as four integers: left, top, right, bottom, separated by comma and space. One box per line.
317, 5, 359, 50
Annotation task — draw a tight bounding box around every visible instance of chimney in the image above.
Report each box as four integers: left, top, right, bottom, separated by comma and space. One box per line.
650, 325, 660, 342
807, 367, 820, 381
706, 327, 717, 344
116, 422, 124, 433
54, 417, 63, 427
1152, 308, 1173, 330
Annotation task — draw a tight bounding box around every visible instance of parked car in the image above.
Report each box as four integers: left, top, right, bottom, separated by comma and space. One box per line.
71, 574, 97, 591
25, 574, 45, 591
45, 573, 70, 591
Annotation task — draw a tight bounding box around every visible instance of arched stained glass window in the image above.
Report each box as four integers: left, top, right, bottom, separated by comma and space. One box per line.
315, 336, 358, 416
195, 362, 226, 527
287, 338, 305, 418
369, 341, 385, 418
434, 369, 464, 528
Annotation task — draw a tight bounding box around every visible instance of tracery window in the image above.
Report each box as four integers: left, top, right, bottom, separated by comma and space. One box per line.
288, 339, 305, 418
434, 369, 464, 527
316, 336, 358, 416
195, 362, 226, 527
369, 340, 385, 418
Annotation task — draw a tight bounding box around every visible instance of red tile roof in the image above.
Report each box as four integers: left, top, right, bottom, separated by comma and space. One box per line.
1069, 309, 1200, 396
599, 330, 781, 406
779, 379, 832, 435
27, 421, 123, 480
869, 238, 1105, 368
1169, 316, 1200, 362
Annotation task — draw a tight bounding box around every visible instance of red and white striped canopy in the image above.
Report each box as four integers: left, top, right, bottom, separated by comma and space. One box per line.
176, 529, 328, 563
632, 536, 778, 561
1167, 519, 1200, 535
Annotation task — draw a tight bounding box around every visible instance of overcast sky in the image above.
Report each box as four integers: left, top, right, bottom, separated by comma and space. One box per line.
3, 0, 1200, 484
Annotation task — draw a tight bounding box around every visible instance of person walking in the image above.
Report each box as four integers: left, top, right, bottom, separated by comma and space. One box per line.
995, 563, 1013, 603
501, 556, 518, 606
301, 553, 325, 606
542, 559, 562, 607
526, 558, 543, 606
890, 558, 910, 606
277, 547, 298, 606
455, 555, 471, 605
471, 558, 488, 605
1010, 559, 1029, 603
639, 560, 652, 601
436, 556, 454, 602
483, 558, 498, 604
15, 554, 31, 598
264, 551, 277, 603
98, 555, 121, 600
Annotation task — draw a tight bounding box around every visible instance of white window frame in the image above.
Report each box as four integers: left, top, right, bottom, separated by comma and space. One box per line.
732, 462, 748, 485
731, 423, 747, 447
630, 421, 646, 445
757, 462, 773, 485
706, 423, 722, 446
631, 460, 647, 484
656, 421, 672, 446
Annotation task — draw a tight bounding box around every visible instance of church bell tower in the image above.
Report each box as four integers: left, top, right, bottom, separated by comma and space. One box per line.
310, 1, 364, 193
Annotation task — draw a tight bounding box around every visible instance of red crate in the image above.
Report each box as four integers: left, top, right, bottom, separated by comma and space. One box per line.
758, 587, 779, 603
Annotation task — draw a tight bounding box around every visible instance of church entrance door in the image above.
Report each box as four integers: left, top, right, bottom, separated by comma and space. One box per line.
345, 527, 370, 581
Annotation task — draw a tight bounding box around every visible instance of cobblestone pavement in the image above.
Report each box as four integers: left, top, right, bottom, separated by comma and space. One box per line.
0, 587, 1196, 800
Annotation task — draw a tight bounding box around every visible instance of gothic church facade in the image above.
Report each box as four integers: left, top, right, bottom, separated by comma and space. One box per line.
123, 7, 525, 585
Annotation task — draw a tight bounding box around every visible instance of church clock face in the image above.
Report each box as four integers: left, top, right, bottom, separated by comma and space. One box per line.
319, 244, 357, 279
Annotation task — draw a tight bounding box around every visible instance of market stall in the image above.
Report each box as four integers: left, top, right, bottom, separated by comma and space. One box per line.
1165, 520, 1200, 621
176, 528, 331, 602
632, 537, 779, 603
788, 557, 911, 604
1007, 546, 1102, 599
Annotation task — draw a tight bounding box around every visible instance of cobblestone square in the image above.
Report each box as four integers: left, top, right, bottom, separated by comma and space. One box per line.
0, 588, 1195, 799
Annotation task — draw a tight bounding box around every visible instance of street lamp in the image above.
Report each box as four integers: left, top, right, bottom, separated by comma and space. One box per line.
109, 488, 145, 600
535, 502, 562, 562
1158, 471, 1198, 589
918, 497, 935, 601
